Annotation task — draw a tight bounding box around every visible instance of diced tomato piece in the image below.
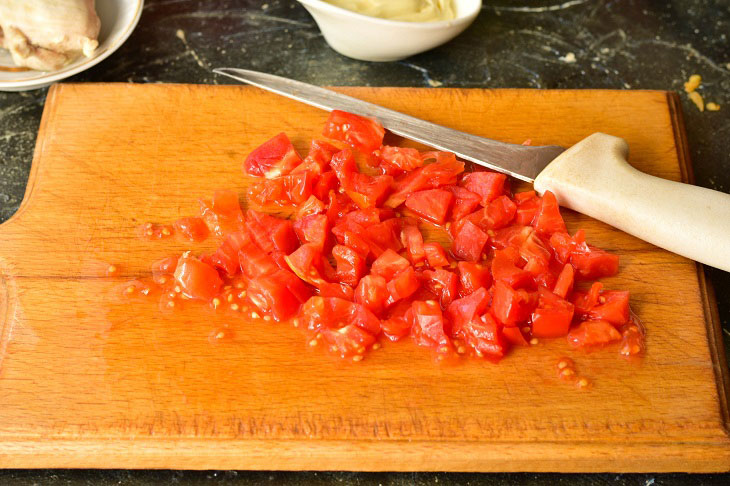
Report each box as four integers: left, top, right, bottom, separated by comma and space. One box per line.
347, 173, 393, 209
485, 195, 517, 230
462, 171, 507, 205
492, 248, 533, 290
300, 296, 380, 335
491, 281, 537, 327
285, 243, 327, 286
371, 248, 411, 280
458, 313, 509, 360
247, 171, 314, 207
210, 229, 255, 276
448, 186, 482, 222
332, 244, 366, 287
446, 287, 490, 336
502, 326, 530, 346
375, 145, 423, 174
323, 110, 385, 153
492, 226, 551, 265
238, 246, 279, 279
320, 324, 376, 359
422, 268, 458, 308
381, 301, 413, 341
514, 191, 540, 225
531, 287, 575, 338
246, 210, 299, 255
296, 195, 326, 218
199, 189, 244, 237
452, 220, 489, 262
386, 266, 421, 306
567, 319, 622, 348
313, 171, 339, 201
326, 191, 358, 225
340, 230, 371, 260
423, 242, 449, 268
385, 155, 464, 208
244, 132, 302, 178
365, 219, 402, 256
588, 290, 630, 326
405, 188, 454, 225
247, 270, 306, 321
151, 256, 178, 276
410, 300, 452, 350
340, 207, 381, 228
292, 140, 339, 175
293, 213, 329, 251
532, 191, 567, 235
457, 261, 492, 296
572, 282, 604, 315
570, 248, 620, 280
174, 253, 223, 301
401, 224, 426, 264
173, 217, 209, 242
553, 263, 574, 298
354, 274, 389, 316
523, 256, 555, 289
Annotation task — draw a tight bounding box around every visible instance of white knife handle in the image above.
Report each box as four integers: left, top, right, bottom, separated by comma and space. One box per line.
533, 133, 730, 272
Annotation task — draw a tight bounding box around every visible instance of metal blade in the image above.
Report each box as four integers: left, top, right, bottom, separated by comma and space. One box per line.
214, 68, 565, 182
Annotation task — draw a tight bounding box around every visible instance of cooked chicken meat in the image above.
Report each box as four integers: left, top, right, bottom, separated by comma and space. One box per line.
0, 0, 100, 71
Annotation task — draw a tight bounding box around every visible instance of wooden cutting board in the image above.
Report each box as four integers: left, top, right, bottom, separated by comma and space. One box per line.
0, 84, 728, 472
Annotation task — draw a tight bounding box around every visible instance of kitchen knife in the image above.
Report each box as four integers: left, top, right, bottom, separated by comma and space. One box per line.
214, 68, 730, 273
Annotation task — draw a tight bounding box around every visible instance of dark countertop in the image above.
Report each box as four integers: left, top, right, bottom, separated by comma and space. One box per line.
0, 0, 728, 484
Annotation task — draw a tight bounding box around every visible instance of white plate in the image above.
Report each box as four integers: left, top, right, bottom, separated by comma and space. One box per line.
0, 0, 144, 92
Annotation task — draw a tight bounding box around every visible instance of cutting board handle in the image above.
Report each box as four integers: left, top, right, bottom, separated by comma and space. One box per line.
534, 133, 730, 272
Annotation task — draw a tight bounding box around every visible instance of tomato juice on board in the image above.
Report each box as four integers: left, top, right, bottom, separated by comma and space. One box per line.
121, 109, 644, 367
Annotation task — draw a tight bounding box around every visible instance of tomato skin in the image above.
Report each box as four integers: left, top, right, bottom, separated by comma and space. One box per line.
174, 217, 209, 242
457, 261, 492, 296
323, 110, 385, 153
532, 191, 567, 235
531, 287, 575, 338
567, 319, 622, 348
491, 281, 537, 327
423, 242, 449, 268
332, 244, 366, 287
174, 254, 223, 301
405, 188, 454, 225
244, 132, 302, 178
463, 171, 507, 205
354, 274, 389, 316
452, 220, 489, 262
502, 326, 530, 346
410, 300, 452, 349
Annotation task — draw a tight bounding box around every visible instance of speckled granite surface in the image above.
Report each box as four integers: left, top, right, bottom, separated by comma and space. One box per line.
0, 0, 728, 483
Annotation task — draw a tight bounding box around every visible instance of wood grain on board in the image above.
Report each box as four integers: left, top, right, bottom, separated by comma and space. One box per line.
0, 84, 727, 471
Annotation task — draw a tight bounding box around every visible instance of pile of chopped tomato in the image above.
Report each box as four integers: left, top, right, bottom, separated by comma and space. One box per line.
124, 110, 643, 362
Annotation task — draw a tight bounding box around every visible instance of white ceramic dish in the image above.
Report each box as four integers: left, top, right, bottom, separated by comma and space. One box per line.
297, 0, 481, 62
0, 0, 144, 92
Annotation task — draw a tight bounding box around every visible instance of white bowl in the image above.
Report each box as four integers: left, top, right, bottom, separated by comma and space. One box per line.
0, 0, 144, 92
297, 0, 482, 62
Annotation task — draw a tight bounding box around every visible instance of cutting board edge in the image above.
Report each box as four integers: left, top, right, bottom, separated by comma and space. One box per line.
667, 90, 730, 437
0, 437, 729, 472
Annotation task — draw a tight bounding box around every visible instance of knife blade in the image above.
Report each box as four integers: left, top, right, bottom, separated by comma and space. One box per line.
213, 68, 564, 183
213, 67, 730, 272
